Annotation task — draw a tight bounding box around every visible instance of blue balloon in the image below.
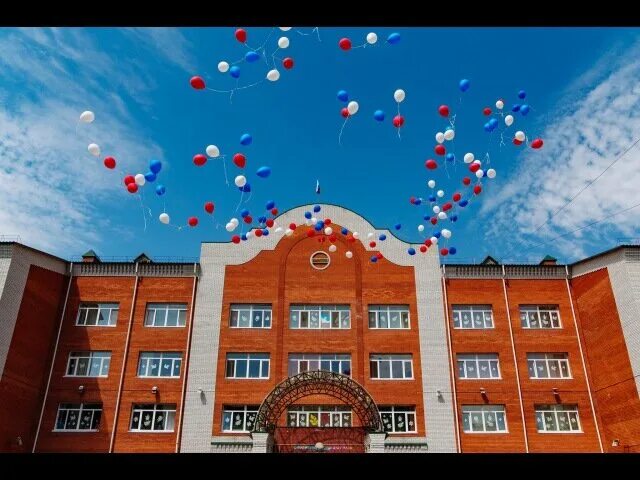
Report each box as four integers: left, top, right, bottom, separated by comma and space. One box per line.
256, 166, 271, 178
459, 78, 470, 92
240, 133, 253, 146
241, 234, 248, 241
230, 65, 241, 78
434, 231, 441, 239
258, 216, 266, 224
371, 256, 378, 263
144, 171, 157, 182
423, 215, 430, 221
407, 247, 416, 255
379, 234, 387, 241
373, 110, 385, 122
518, 89, 526, 99
266, 200, 275, 210
450, 215, 458, 222
304, 211, 312, 219
483, 170, 488, 177
484, 123, 492, 132
387, 32, 401, 44
446, 153, 455, 162
512, 104, 521, 112
155, 185, 166, 196
520, 104, 530, 116
429, 195, 436, 202
414, 198, 422, 205
239, 183, 251, 193
459, 200, 468, 207
245, 51, 260, 63
149, 159, 162, 174
394, 223, 402, 230
262, 228, 269, 236
240, 209, 250, 218
313, 205, 321, 213
314, 224, 323, 232
449, 247, 457, 255
489, 118, 498, 125
337, 90, 349, 102
341, 227, 348, 235
315, 220, 324, 228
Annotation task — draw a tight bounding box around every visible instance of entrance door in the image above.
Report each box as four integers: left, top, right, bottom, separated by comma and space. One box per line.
273, 427, 366, 453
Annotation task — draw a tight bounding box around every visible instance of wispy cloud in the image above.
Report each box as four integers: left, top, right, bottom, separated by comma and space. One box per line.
121, 28, 196, 74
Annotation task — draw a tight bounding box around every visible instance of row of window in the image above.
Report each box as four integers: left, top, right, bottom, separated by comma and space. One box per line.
66, 351, 182, 378
76, 303, 187, 327
453, 305, 562, 330
462, 404, 582, 433
55, 403, 176, 432
458, 353, 572, 380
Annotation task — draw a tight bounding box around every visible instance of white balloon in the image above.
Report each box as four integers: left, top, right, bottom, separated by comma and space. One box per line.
428, 180, 436, 188
266, 69, 280, 82
279, 27, 292, 31
472, 159, 481, 165
347, 101, 359, 115
353, 232, 360, 239
285, 228, 293, 236
476, 169, 484, 178
159, 213, 170, 224
329, 244, 337, 253
345, 251, 353, 259
433, 205, 441, 214
444, 129, 455, 141
366, 32, 378, 44
134, 174, 146, 186
246, 231, 253, 238
435, 132, 445, 144
206, 145, 220, 158
437, 190, 444, 198
218, 61, 229, 73
234, 175, 247, 187
418, 225, 425, 232
79, 111, 95, 123
505, 115, 514, 126
311, 217, 317, 224
464, 153, 474, 164
442, 229, 452, 239
438, 211, 447, 220
496, 100, 504, 110
367, 232, 374, 239
487, 168, 497, 179
278, 36, 290, 49
393, 89, 405, 103
430, 236, 438, 245
230, 217, 239, 226
515, 131, 526, 141
324, 227, 333, 236
275, 227, 283, 233
87, 143, 100, 157
225, 223, 235, 232
305, 218, 313, 226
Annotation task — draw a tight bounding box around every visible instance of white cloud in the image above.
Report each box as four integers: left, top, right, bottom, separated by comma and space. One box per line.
121, 28, 196, 74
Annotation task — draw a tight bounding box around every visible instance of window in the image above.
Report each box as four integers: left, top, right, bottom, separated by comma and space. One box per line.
144, 303, 187, 327
457, 354, 501, 379
379, 406, 417, 433
289, 305, 350, 329
76, 303, 119, 326
368, 305, 410, 329
370, 354, 413, 380
55, 403, 102, 431
527, 353, 571, 379
520, 305, 561, 329
310, 251, 330, 270
226, 353, 270, 379
130, 404, 176, 432
288, 354, 351, 377
535, 405, 581, 432
222, 406, 259, 432
452, 305, 494, 329
287, 406, 352, 427
66, 351, 111, 377
138, 352, 182, 378
230, 304, 272, 328
462, 405, 508, 433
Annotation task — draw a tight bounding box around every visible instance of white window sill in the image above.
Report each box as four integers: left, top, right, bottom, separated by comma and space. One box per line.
459, 377, 502, 381
529, 377, 573, 380
225, 377, 270, 380
536, 430, 583, 434
462, 431, 509, 434
64, 375, 109, 378
128, 430, 175, 433
137, 376, 181, 379
75, 324, 117, 328
370, 378, 415, 381
229, 326, 272, 329
52, 429, 99, 433
144, 325, 186, 328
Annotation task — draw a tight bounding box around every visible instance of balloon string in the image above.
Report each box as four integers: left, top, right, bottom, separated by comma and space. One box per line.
235, 190, 245, 211
338, 116, 349, 145
222, 157, 230, 186
244, 191, 252, 203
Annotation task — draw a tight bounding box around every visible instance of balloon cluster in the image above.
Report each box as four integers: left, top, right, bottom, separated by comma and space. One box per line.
482, 89, 544, 149
224, 200, 282, 244
338, 31, 401, 51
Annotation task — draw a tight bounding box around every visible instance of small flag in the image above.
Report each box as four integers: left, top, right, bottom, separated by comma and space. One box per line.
315, 179, 321, 194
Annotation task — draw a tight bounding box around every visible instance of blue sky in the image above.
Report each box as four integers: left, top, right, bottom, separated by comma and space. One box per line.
1, 27, 639, 263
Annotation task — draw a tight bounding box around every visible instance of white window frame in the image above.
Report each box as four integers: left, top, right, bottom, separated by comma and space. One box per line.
535, 404, 582, 433
138, 352, 183, 378
452, 305, 494, 330
130, 404, 176, 432
288, 353, 352, 377
520, 305, 562, 329
144, 303, 188, 328
462, 405, 508, 433
54, 403, 102, 432
289, 305, 351, 330
287, 406, 353, 428
225, 353, 270, 379
66, 351, 111, 378
368, 305, 411, 329
222, 405, 259, 432
369, 354, 414, 380
527, 353, 571, 379
76, 303, 119, 327
379, 406, 417, 433
457, 353, 501, 380
229, 304, 272, 329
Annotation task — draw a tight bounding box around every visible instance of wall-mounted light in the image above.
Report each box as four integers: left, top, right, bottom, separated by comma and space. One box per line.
16, 436, 23, 447
480, 388, 487, 396
436, 390, 443, 398
612, 439, 620, 447
78, 385, 85, 393
151, 386, 159, 394
552, 387, 559, 396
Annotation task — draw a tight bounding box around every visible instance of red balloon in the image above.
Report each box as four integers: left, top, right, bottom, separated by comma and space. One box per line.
306, 229, 315, 238
190, 76, 205, 90
452, 192, 461, 202
442, 202, 453, 212
420, 245, 427, 253
235, 28, 247, 43
438, 105, 450, 117
126, 183, 138, 194
435, 144, 446, 156
483, 107, 492, 116
425, 238, 433, 247
282, 57, 294, 69
271, 208, 278, 215
231, 235, 241, 244
410, 196, 416, 204
430, 217, 438, 225
329, 234, 337, 243
233, 153, 246, 168
425, 159, 438, 170
469, 162, 480, 173
104, 157, 116, 169
255, 228, 263, 237
474, 185, 482, 195
440, 248, 449, 256
393, 115, 405, 128
266, 218, 274, 228
124, 175, 135, 186
244, 215, 253, 224
320, 236, 326, 243
531, 138, 544, 149
324, 218, 332, 225
193, 154, 207, 166
462, 177, 471, 186
289, 223, 297, 230
341, 107, 349, 118
347, 235, 356, 243
376, 252, 383, 260
339, 38, 352, 50
369, 241, 376, 248
513, 138, 523, 145
204, 201, 214, 214
188, 216, 198, 227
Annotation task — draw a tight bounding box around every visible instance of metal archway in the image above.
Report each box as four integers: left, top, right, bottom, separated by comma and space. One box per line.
253, 370, 383, 433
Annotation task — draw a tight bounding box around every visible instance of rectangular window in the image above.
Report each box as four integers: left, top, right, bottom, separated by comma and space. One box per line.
54, 403, 102, 431
535, 405, 581, 432
76, 303, 119, 326
144, 303, 188, 327
226, 353, 270, 379
222, 405, 259, 432
368, 305, 410, 329
138, 352, 182, 378
452, 305, 494, 329
369, 354, 413, 380
520, 305, 561, 329
457, 354, 501, 379
288, 354, 351, 377
287, 406, 352, 428
527, 353, 571, 379
379, 406, 417, 433
289, 305, 350, 329
66, 351, 111, 377
130, 404, 176, 432
462, 405, 508, 433
229, 304, 272, 329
